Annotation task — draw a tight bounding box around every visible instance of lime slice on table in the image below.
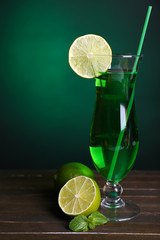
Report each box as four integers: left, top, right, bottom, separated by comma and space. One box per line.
69, 34, 112, 79
58, 176, 101, 216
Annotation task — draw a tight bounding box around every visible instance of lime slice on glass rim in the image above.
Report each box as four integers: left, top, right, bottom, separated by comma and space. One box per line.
68, 34, 112, 79
58, 176, 101, 216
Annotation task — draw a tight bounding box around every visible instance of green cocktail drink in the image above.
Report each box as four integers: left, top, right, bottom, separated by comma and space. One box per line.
89, 54, 142, 221
90, 70, 139, 183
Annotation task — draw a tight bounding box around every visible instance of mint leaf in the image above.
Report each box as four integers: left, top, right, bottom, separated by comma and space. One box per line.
88, 211, 108, 226
88, 222, 95, 230
69, 215, 89, 232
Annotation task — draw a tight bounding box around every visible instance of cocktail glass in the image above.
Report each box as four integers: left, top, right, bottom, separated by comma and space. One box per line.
90, 54, 142, 221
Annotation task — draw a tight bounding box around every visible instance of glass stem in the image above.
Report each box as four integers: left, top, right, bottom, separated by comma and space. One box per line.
101, 182, 125, 208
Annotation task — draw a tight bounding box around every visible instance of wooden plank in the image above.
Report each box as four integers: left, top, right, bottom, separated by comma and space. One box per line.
0, 233, 160, 240
0, 217, 160, 232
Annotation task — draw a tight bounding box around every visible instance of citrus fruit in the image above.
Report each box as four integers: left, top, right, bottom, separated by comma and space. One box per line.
68, 34, 112, 79
53, 162, 95, 190
58, 176, 101, 216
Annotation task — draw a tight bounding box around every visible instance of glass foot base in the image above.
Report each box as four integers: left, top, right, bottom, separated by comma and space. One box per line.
99, 198, 140, 222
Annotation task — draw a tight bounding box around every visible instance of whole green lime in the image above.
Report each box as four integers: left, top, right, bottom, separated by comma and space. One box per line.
54, 162, 95, 190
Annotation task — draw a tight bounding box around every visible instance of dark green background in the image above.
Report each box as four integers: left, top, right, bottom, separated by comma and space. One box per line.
0, 0, 160, 170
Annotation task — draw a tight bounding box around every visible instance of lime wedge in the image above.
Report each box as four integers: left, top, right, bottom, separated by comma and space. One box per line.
68, 34, 112, 79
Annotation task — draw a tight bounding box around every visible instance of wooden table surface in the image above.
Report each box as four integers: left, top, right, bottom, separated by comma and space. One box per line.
0, 170, 160, 240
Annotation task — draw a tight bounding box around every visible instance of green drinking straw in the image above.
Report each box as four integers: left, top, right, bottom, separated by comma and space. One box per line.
107, 6, 152, 180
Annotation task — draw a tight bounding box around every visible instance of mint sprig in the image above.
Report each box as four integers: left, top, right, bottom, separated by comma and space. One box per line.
88, 211, 108, 226
69, 215, 88, 232
69, 211, 108, 232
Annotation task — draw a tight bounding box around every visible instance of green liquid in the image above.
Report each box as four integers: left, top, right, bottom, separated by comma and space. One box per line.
90, 72, 139, 183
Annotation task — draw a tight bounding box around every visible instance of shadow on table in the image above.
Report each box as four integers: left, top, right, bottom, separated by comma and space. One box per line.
40, 174, 71, 227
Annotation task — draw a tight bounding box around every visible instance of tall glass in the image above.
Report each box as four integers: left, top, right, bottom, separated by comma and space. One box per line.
90, 54, 142, 221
